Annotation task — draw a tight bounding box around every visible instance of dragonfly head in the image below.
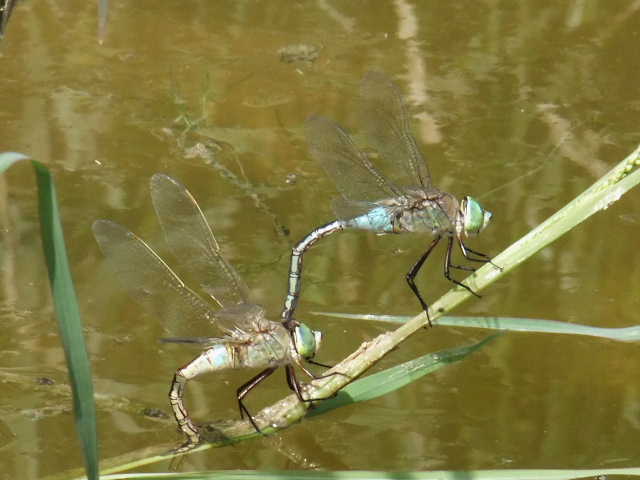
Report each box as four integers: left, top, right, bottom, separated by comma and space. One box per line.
293, 323, 322, 360
461, 196, 492, 236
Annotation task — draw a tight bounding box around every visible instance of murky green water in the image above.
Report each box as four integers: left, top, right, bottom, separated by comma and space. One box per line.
2, 1, 640, 477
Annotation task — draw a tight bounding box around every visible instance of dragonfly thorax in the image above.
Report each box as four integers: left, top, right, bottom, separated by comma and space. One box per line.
292, 323, 322, 360
390, 189, 461, 235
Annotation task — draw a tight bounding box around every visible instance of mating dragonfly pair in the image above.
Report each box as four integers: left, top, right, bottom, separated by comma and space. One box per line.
93, 72, 495, 449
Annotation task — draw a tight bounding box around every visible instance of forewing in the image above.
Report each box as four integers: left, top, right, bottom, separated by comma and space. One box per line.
358, 71, 432, 189
92, 219, 219, 335
305, 115, 402, 205
213, 303, 270, 339
149, 174, 250, 309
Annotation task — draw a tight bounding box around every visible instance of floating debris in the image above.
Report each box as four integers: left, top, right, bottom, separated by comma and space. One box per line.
278, 43, 320, 64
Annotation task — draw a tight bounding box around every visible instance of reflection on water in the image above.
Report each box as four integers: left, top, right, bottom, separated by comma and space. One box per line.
2, 0, 640, 476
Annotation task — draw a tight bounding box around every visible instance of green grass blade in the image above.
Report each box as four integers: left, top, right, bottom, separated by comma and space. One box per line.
0, 153, 98, 480
312, 312, 640, 341
56, 464, 640, 480
307, 334, 499, 417
78, 466, 640, 479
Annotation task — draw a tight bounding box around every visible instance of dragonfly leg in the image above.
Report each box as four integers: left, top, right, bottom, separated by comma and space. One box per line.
297, 358, 350, 381
305, 359, 333, 370
444, 237, 481, 298
285, 365, 344, 404
447, 238, 479, 272
406, 235, 441, 326
458, 239, 502, 271
236, 366, 278, 433
447, 262, 477, 272
285, 364, 305, 402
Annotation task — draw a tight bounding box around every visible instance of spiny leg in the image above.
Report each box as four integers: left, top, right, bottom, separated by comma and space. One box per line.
236, 366, 278, 433
305, 359, 334, 369
285, 364, 344, 405
406, 235, 441, 326
449, 237, 500, 273
447, 241, 479, 272
447, 262, 477, 272
459, 239, 502, 270
449, 248, 478, 272
285, 364, 305, 402
296, 359, 350, 382
444, 237, 481, 298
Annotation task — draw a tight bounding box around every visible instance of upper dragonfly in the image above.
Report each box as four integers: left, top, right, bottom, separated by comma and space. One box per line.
282, 71, 495, 325
93, 174, 324, 449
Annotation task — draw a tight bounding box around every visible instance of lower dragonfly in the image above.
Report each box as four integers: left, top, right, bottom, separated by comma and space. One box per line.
282, 71, 497, 325
93, 173, 325, 448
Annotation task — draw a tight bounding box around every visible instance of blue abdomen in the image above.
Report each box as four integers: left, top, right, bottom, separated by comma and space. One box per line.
346, 206, 394, 233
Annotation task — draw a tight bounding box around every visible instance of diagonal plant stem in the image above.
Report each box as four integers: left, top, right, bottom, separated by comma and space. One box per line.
80, 144, 640, 473
158, 144, 640, 457
211, 144, 640, 441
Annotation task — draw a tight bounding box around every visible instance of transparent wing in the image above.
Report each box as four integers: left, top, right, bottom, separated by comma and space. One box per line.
149, 173, 250, 309
92, 219, 221, 335
358, 71, 432, 189
331, 197, 384, 222
305, 115, 403, 205
213, 303, 270, 337
160, 337, 224, 345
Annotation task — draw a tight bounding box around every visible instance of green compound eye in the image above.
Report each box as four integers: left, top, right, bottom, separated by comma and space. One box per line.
294, 323, 321, 359
463, 196, 492, 235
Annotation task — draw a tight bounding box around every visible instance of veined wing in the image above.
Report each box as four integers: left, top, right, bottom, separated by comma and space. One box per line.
211, 303, 271, 339
358, 71, 432, 190
331, 197, 386, 222
305, 115, 403, 205
92, 219, 223, 335
160, 304, 271, 344
160, 303, 274, 346
149, 174, 250, 309
160, 306, 269, 346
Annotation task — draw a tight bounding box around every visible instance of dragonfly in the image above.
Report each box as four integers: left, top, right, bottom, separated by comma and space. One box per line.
92, 173, 325, 448
281, 71, 497, 325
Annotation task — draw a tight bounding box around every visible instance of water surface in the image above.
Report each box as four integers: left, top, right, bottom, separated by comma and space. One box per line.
1, 1, 640, 477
